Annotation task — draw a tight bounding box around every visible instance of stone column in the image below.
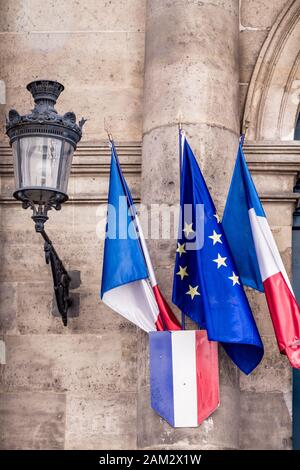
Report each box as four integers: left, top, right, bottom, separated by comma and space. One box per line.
138, 0, 240, 449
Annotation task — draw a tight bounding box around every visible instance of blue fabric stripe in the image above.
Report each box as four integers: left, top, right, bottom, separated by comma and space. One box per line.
238, 144, 265, 217
149, 331, 175, 427
100, 150, 148, 298
223, 144, 264, 292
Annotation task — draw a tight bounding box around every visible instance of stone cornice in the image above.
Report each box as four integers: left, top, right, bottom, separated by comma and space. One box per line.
0, 142, 299, 204
244, 142, 300, 175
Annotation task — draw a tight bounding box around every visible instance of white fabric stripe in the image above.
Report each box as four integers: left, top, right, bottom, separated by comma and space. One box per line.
102, 279, 159, 332
134, 213, 157, 287
171, 331, 198, 427
249, 208, 293, 292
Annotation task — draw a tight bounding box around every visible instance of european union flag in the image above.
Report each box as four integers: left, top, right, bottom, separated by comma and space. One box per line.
172, 136, 264, 374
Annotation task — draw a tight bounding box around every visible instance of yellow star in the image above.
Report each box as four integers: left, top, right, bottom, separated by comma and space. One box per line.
186, 284, 201, 300
228, 272, 240, 286
213, 213, 221, 223
213, 253, 227, 269
176, 265, 188, 281
208, 230, 222, 245
183, 222, 195, 237
176, 242, 186, 257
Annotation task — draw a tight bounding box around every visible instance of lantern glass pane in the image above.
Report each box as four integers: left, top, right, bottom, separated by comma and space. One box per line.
58, 140, 74, 194
12, 140, 20, 189
17, 136, 62, 190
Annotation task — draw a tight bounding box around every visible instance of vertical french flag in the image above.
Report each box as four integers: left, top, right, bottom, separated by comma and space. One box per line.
223, 144, 300, 369
149, 330, 219, 427
101, 141, 181, 332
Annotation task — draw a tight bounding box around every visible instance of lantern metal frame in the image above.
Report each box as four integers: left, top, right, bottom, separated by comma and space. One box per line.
6, 80, 86, 325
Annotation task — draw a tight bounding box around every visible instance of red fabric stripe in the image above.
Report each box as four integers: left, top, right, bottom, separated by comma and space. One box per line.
154, 314, 165, 332
195, 330, 220, 425
152, 285, 181, 331
263, 272, 300, 369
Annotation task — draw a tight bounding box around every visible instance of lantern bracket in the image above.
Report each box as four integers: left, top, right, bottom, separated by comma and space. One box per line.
41, 229, 71, 327
21, 198, 72, 326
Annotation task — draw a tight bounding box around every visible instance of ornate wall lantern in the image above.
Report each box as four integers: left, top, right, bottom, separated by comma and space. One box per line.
6, 80, 85, 325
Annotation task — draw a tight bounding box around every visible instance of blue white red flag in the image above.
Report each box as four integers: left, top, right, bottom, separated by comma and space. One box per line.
223, 143, 300, 369
172, 134, 264, 374
149, 330, 219, 427
101, 142, 181, 332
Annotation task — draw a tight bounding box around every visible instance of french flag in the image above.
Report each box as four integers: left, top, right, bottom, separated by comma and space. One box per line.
100, 141, 181, 332
149, 330, 219, 427
223, 143, 300, 369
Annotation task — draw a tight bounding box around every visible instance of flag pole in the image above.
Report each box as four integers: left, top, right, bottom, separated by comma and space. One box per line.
178, 116, 186, 331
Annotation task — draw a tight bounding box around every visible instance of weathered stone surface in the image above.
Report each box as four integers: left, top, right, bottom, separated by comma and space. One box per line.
239, 30, 268, 83
252, 171, 297, 195
2, 333, 137, 393
270, 225, 292, 253
263, 201, 294, 227
242, 2, 300, 140
143, 0, 239, 135
0, 239, 103, 284
16, 282, 65, 335
142, 239, 178, 270
0, 28, 145, 141
245, 288, 275, 336
67, 285, 138, 335
72, 172, 140, 200
240, 336, 292, 393
218, 345, 240, 388
54, 241, 103, 286
0, 203, 76, 233
239, 391, 292, 449
239, 83, 249, 116
0, 205, 34, 231
240, 0, 288, 29
0, 282, 17, 333
136, 329, 150, 390
0, 392, 66, 450
0, 242, 51, 282
65, 392, 137, 449
0, 0, 146, 32
137, 384, 239, 449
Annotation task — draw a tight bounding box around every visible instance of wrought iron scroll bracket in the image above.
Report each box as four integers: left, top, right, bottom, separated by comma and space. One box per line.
22, 200, 74, 326
42, 231, 71, 326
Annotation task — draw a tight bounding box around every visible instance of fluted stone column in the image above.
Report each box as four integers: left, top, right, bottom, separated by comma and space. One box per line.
138, 0, 240, 449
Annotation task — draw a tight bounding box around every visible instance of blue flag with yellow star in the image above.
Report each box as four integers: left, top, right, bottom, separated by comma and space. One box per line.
172, 136, 264, 374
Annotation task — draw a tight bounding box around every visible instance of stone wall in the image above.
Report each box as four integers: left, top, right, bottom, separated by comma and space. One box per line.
0, 0, 299, 450
0, 0, 146, 143
239, 0, 289, 118
0, 0, 146, 450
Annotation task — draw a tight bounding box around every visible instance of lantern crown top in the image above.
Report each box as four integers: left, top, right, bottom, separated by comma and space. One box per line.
6, 79, 86, 148
26, 80, 64, 107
